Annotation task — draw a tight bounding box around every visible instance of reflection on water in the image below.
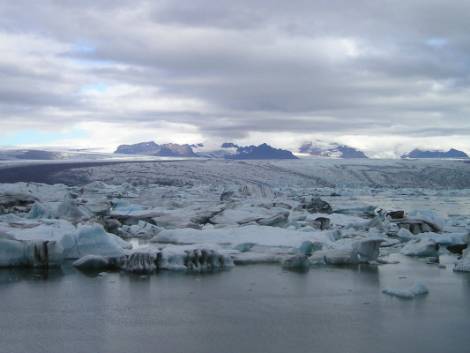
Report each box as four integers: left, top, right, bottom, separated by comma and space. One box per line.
0, 266, 65, 284
1, 260, 470, 353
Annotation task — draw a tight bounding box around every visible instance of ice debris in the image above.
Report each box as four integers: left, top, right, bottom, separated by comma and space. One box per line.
310, 239, 383, 265
382, 283, 429, 299
454, 247, 470, 272
401, 239, 438, 257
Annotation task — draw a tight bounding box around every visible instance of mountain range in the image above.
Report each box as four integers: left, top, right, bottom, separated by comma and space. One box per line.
299, 142, 368, 158
111, 141, 470, 160
115, 141, 197, 157
224, 143, 298, 160
401, 148, 469, 159
114, 141, 298, 159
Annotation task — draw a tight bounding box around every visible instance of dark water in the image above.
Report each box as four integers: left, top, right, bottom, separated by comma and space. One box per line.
1, 258, 469, 353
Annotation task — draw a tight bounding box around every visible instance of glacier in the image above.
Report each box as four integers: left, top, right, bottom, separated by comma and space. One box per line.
0, 158, 469, 280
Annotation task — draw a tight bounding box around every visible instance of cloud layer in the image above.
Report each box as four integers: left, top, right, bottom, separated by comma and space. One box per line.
0, 0, 469, 156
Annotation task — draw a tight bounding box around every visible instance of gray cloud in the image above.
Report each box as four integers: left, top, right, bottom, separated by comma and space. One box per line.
0, 0, 470, 153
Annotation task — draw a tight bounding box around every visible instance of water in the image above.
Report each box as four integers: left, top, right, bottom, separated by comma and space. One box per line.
1, 258, 469, 353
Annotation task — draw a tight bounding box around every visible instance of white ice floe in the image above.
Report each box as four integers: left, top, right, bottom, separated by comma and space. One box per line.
210, 206, 277, 225
0, 220, 129, 265
72, 224, 130, 258
0, 182, 69, 203
119, 220, 163, 239
27, 202, 55, 219
407, 210, 446, 232
382, 283, 429, 299
0, 238, 64, 267
72, 254, 121, 271
310, 238, 383, 265
282, 254, 310, 270
54, 195, 93, 222
397, 228, 413, 242
153, 224, 331, 248
400, 239, 438, 257
27, 196, 93, 223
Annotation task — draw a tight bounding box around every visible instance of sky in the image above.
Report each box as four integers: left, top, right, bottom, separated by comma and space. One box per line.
0, 0, 470, 157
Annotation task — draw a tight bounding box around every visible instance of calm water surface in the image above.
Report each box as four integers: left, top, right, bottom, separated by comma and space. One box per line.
1, 257, 469, 353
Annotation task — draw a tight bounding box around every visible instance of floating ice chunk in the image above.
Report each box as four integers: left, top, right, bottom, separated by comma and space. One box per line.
73, 255, 113, 271
119, 220, 162, 239
153, 224, 329, 248
282, 254, 310, 271
184, 248, 230, 272
85, 199, 111, 216
0, 218, 76, 243
382, 283, 429, 299
0, 192, 38, 213
234, 242, 256, 252
397, 228, 413, 242
310, 238, 382, 265
256, 211, 289, 227
0, 238, 63, 268
55, 194, 92, 222
0, 238, 31, 267
309, 217, 331, 230
419, 232, 467, 247
152, 211, 200, 229
26, 196, 91, 222
401, 239, 438, 257
110, 203, 161, 221
0, 183, 69, 203
124, 252, 160, 273
238, 183, 275, 199
1, 220, 98, 260
27, 202, 54, 219
454, 247, 470, 272
298, 240, 322, 256
190, 207, 224, 225
407, 210, 445, 232
73, 245, 232, 274
297, 196, 332, 214
72, 224, 130, 258
159, 246, 233, 272
210, 206, 270, 225
352, 238, 383, 263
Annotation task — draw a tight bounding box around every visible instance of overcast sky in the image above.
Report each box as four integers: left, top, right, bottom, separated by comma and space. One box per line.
0, 0, 469, 157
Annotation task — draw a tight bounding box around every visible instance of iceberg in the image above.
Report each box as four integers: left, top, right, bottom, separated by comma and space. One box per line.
0, 220, 130, 266
73, 254, 124, 271
282, 254, 310, 271
310, 238, 383, 265
124, 252, 160, 273
407, 210, 445, 233
382, 283, 429, 299
73, 224, 129, 258
401, 239, 438, 257
0, 238, 63, 268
